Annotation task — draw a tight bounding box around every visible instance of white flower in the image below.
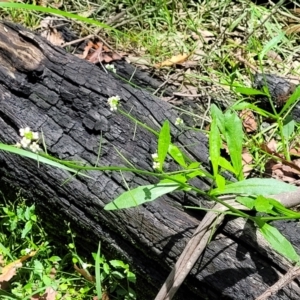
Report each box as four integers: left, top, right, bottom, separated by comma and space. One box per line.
20, 137, 31, 148
106, 64, 116, 73
15, 142, 21, 148
24, 248, 31, 254
151, 153, 158, 160
19, 127, 31, 137
153, 161, 160, 169
81, 262, 92, 270
29, 142, 40, 153
108, 95, 120, 111
32, 132, 39, 140
175, 117, 184, 126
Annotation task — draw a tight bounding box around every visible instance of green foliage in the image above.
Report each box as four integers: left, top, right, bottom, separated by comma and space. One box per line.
0, 3, 119, 33
258, 221, 299, 263
210, 104, 243, 181
0, 192, 136, 299
157, 120, 171, 171
92, 245, 136, 299
1, 0, 300, 284
104, 182, 180, 210
211, 178, 297, 196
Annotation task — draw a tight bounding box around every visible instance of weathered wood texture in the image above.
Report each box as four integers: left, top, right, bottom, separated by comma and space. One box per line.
253, 73, 300, 122
0, 22, 300, 299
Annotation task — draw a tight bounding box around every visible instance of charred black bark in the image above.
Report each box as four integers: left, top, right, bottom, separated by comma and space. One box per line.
253, 73, 300, 122
0, 21, 300, 299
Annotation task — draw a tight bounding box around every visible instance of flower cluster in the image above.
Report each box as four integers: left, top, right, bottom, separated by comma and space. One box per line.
105, 64, 116, 73
107, 95, 120, 111
175, 117, 184, 126
15, 127, 41, 153
151, 153, 161, 170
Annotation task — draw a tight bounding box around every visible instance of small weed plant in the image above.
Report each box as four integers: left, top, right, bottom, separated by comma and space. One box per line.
0, 192, 136, 299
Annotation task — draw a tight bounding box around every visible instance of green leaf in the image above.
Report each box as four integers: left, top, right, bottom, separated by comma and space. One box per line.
231, 102, 273, 118
259, 33, 285, 61
258, 222, 299, 262
211, 104, 225, 133
236, 196, 255, 209
234, 86, 268, 96
255, 196, 274, 214
168, 144, 186, 167
218, 157, 236, 174
211, 178, 297, 196
110, 260, 127, 269
268, 198, 300, 218
42, 275, 52, 286
21, 221, 32, 238
95, 243, 102, 299
282, 117, 295, 139
158, 121, 171, 171
215, 174, 225, 191
112, 271, 124, 279
209, 114, 221, 178
0, 144, 91, 178
103, 263, 110, 274
188, 162, 201, 169
127, 271, 136, 283
104, 183, 180, 210
224, 110, 244, 180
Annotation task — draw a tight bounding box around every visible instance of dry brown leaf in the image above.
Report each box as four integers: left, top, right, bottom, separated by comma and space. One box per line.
77, 41, 94, 59
40, 17, 65, 46
285, 24, 300, 34
268, 161, 298, 183
31, 286, 57, 300
74, 264, 95, 282
1, 251, 37, 276
154, 53, 189, 68
239, 110, 257, 133
102, 291, 110, 300
290, 147, 300, 156
242, 151, 253, 177
82, 41, 122, 64
266, 50, 282, 62
0, 262, 21, 289
266, 139, 277, 153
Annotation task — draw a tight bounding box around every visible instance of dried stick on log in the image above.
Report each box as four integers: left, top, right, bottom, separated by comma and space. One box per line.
155, 199, 249, 300
156, 190, 300, 300
255, 265, 300, 300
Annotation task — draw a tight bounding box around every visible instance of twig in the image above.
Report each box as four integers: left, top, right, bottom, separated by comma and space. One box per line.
173, 92, 203, 97
61, 34, 94, 48
255, 265, 300, 300
154, 199, 248, 300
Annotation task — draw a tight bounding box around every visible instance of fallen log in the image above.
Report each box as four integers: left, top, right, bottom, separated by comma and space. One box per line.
0, 21, 300, 299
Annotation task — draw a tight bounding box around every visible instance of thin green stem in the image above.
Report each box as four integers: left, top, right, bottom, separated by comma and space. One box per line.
118, 109, 159, 137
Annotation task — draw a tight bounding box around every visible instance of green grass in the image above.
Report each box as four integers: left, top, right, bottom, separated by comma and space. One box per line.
0, 190, 136, 299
